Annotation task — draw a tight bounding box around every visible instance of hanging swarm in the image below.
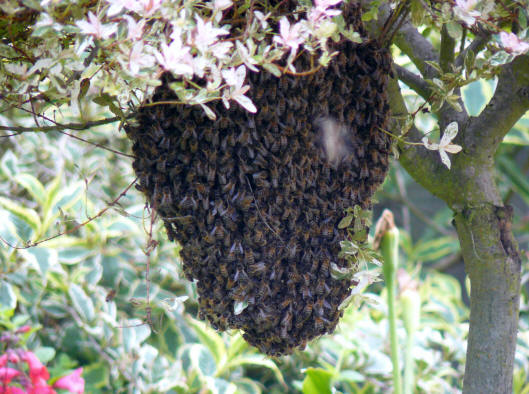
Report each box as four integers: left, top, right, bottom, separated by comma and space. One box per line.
126, 1, 392, 356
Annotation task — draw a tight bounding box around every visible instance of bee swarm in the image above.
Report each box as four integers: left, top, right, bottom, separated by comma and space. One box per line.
126, 2, 392, 356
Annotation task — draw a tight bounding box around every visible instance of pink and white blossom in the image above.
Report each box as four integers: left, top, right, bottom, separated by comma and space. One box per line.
106, 0, 140, 17
308, 0, 342, 25
273, 17, 305, 57
137, 0, 163, 16
76, 12, 117, 39
129, 41, 155, 75
453, 0, 480, 26
422, 122, 462, 169
155, 40, 194, 76
213, 0, 233, 11
236, 41, 259, 72
499, 32, 529, 56
124, 15, 145, 40
221, 65, 257, 113
211, 41, 233, 59
189, 16, 230, 53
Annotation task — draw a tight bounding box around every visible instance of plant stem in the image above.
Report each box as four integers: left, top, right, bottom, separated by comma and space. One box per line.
378, 210, 402, 394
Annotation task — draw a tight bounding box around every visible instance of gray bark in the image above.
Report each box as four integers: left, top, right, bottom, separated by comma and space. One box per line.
369, 3, 529, 391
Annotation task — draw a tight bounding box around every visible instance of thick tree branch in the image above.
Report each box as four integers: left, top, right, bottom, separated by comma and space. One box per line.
387, 75, 455, 201
440, 25, 456, 73
395, 65, 431, 99
394, 21, 439, 78
465, 54, 529, 157
455, 32, 491, 68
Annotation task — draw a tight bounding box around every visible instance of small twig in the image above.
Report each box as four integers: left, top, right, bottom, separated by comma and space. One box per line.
0, 178, 138, 250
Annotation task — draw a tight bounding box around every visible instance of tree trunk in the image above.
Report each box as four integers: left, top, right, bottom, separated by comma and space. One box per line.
453, 204, 521, 393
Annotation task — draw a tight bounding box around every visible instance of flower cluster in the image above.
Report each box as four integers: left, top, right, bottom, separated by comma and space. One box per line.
0, 344, 84, 394
65, 0, 346, 115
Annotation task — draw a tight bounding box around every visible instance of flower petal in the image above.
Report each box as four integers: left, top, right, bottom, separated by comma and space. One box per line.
439, 150, 452, 169
422, 136, 439, 151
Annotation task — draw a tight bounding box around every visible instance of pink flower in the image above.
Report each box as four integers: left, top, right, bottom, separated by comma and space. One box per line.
499, 32, 529, 56
453, 0, 480, 26
53, 368, 84, 394
308, 0, 342, 24
106, 0, 140, 16
124, 15, 145, 40
273, 17, 305, 57
137, 0, 163, 16
189, 16, 229, 53
128, 41, 155, 75
21, 351, 49, 382
154, 40, 194, 76
213, 0, 232, 11
76, 12, 117, 39
221, 65, 257, 113
0, 367, 20, 383
15, 326, 31, 334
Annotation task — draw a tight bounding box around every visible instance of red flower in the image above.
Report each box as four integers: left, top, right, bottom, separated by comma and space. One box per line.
15, 326, 31, 334
53, 368, 84, 394
20, 352, 49, 382
0, 367, 20, 383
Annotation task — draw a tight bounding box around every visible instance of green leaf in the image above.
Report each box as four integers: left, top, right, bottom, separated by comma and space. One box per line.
122, 321, 151, 352
497, 156, 529, 205
14, 173, 46, 205
0, 282, 17, 310
69, 283, 95, 322
58, 247, 92, 265
224, 356, 284, 385
412, 236, 459, 263
24, 247, 58, 276
0, 150, 19, 178
338, 214, 353, 229
0, 196, 41, 232
34, 347, 56, 363
262, 63, 282, 78
186, 316, 227, 366
83, 362, 110, 389
302, 368, 333, 394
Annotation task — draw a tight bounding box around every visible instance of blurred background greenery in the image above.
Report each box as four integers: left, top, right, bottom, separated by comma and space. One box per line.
1, 62, 529, 393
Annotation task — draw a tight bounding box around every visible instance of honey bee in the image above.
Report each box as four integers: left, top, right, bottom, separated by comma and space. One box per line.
249, 261, 266, 275
314, 317, 324, 331
219, 263, 228, 277
105, 289, 117, 302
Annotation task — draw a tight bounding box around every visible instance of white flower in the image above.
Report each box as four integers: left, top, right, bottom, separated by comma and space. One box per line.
308, 0, 342, 25
189, 16, 229, 53
499, 32, 529, 56
211, 41, 233, 59
236, 41, 259, 72
422, 122, 463, 169
137, 0, 162, 16
106, 0, 140, 17
154, 40, 194, 76
213, 0, 232, 11
221, 65, 257, 113
128, 41, 155, 75
453, 0, 480, 26
76, 12, 117, 39
124, 15, 145, 40
273, 17, 305, 57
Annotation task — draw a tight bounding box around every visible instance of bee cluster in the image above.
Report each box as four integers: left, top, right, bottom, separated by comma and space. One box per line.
126, 2, 392, 356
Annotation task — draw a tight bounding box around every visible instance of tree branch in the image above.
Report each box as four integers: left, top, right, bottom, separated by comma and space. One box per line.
455, 32, 491, 68
386, 75, 454, 201
440, 24, 456, 73
394, 21, 439, 78
0, 115, 126, 134
464, 54, 529, 157
395, 65, 431, 99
